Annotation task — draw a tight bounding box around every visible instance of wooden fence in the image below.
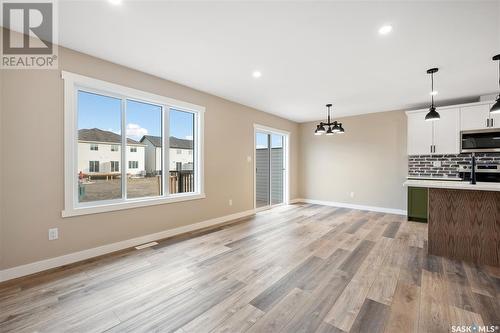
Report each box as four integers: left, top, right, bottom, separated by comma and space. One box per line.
169, 170, 194, 194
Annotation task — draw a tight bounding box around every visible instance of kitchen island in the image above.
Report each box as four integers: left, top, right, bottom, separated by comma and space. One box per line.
404, 180, 500, 266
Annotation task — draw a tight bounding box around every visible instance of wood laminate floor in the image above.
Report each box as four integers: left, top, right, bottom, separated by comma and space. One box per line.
1, 203, 500, 333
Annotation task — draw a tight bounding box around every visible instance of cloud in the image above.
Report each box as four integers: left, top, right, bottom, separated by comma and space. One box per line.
126, 123, 148, 140
185, 135, 193, 140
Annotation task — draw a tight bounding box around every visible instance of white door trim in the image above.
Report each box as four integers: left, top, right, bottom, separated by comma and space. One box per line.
253, 124, 290, 211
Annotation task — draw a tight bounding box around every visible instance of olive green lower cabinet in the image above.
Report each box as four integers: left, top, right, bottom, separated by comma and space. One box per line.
407, 186, 428, 222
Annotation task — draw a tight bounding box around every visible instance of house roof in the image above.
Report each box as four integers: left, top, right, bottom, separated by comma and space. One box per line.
140, 135, 193, 149
78, 128, 142, 145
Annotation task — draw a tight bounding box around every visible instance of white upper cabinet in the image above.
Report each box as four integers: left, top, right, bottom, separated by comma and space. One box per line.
433, 108, 460, 154
407, 108, 460, 155
408, 101, 496, 156
407, 111, 433, 155
460, 104, 491, 130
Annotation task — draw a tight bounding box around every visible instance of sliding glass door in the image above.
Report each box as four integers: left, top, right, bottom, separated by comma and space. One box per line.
255, 129, 286, 209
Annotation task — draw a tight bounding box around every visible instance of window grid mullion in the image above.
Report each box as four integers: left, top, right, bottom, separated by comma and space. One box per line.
121, 98, 127, 200
164, 107, 170, 196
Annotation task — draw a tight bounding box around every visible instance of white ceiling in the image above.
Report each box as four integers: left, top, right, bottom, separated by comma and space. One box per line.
57, 0, 500, 122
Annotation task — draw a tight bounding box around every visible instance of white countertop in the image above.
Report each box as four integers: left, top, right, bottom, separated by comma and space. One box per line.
407, 176, 462, 181
404, 179, 500, 192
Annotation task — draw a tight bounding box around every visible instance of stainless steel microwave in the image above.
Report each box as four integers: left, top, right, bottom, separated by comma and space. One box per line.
461, 129, 500, 153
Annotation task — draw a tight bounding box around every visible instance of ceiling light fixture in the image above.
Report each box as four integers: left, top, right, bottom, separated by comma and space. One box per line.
252, 71, 262, 78
490, 54, 500, 114
314, 104, 345, 136
425, 68, 440, 121
378, 25, 393, 35
109, 0, 122, 5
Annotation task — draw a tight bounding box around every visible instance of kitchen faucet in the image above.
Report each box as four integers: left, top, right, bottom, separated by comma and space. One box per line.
470, 153, 476, 185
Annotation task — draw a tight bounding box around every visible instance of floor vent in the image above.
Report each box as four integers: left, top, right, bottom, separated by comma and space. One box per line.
135, 241, 159, 250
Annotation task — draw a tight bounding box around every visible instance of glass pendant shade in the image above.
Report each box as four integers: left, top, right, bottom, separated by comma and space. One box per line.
332, 122, 340, 132
326, 126, 334, 135
338, 123, 345, 133
314, 125, 323, 135
425, 106, 440, 121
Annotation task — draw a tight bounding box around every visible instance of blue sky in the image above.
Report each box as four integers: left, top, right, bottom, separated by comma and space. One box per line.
78, 91, 194, 140
256, 132, 283, 149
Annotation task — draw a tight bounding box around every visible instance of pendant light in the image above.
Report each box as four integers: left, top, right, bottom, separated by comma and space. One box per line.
490, 54, 500, 114
425, 68, 440, 121
314, 104, 345, 135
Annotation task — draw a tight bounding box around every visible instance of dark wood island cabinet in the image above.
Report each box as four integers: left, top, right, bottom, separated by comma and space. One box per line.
405, 180, 500, 267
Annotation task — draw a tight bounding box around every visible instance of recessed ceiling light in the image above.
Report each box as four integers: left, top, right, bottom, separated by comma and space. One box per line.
430, 90, 438, 96
378, 25, 393, 35
109, 0, 122, 5
252, 71, 262, 78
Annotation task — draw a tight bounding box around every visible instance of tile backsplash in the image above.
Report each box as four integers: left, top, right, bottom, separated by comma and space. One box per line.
408, 153, 500, 178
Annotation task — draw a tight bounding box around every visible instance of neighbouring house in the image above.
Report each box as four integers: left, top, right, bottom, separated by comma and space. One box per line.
78, 128, 146, 176
255, 147, 284, 205
140, 135, 194, 174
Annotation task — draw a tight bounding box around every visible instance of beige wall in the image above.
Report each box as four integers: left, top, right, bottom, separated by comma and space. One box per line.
298, 111, 408, 211
0, 45, 300, 269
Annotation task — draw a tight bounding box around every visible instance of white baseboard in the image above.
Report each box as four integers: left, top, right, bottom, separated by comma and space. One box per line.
293, 198, 407, 216
288, 198, 302, 204
0, 209, 256, 283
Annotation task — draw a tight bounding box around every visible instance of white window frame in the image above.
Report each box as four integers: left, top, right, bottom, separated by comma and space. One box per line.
62, 71, 205, 217
253, 124, 290, 212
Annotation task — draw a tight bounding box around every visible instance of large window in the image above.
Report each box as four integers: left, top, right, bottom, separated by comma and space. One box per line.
170, 109, 195, 194
63, 72, 205, 217
89, 161, 99, 173
111, 161, 119, 172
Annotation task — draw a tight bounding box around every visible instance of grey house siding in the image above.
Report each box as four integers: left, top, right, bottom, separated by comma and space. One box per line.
256, 148, 284, 205
271, 148, 284, 204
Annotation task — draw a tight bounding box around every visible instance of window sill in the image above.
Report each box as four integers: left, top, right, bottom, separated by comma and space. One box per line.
62, 192, 206, 218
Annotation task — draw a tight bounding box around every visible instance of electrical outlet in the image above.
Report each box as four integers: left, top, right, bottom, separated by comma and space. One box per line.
350, 192, 355, 198
433, 161, 442, 168
229, 199, 233, 206
48, 228, 58, 241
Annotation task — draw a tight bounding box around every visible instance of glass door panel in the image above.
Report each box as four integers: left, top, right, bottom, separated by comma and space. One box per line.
271, 134, 284, 205
255, 132, 270, 208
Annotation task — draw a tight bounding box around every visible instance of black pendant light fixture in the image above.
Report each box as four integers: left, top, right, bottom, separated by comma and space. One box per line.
425, 68, 440, 121
314, 104, 345, 135
490, 54, 500, 114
